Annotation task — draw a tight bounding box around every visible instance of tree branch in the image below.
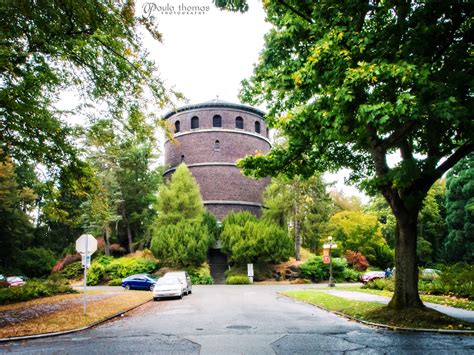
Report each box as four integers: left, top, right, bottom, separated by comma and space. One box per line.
275, 0, 313, 24
381, 120, 417, 149
433, 143, 474, 180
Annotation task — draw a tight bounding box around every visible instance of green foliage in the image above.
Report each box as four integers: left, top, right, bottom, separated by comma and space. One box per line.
202, 212, 219, 245
221, 212, 293, 264
86, 255, 158, 285
225, 263, 274, 282
1, 0, 172, 167
444, 153, 474, 263
362, 278, 395, 292
0, 278, 76, 305
0, 156, 35, 270
263, 175, 333, 254
105, 256, 158, 279
420, 263, 474, 299
230, 0, 473, 308
59, 261, 83, 280
151, 221, 211, 267
299, 256, 352, 283
328, 211, 393, 268
86, 263, 106, 286
108, 278, 123, 286
186, 263, 214, 285
15, 248, 57, 278
155, 164, 204, 225
226, 275, 250, 285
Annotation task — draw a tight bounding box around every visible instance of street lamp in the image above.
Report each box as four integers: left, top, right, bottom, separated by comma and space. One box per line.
328, 236, 335, 287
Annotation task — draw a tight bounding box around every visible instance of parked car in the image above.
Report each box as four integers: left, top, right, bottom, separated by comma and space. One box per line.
0, 275, 9, 288
420, 268, 441, 281
360, 271, 386, 284
7, 276, 26, 287
152, 277, 184, 301
162, 271, 192, 295
121, 274, 157, 290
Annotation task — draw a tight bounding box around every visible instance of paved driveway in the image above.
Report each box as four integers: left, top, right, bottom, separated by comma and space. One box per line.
1, 284, 473, 354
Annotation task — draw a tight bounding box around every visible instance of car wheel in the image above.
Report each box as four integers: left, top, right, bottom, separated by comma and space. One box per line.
188, 288, 192, 294
149, 285, 154, 291
153, 297, 159, 301
125, 285, 130, 290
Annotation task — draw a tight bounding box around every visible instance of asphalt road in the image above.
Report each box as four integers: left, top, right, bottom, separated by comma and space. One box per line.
1, 284, 473, 354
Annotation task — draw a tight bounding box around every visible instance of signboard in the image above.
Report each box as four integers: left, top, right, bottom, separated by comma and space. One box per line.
323, 255, 330, 264
247, 263, 254, 277
76, 234, 97, 255
81, 254, 91, 268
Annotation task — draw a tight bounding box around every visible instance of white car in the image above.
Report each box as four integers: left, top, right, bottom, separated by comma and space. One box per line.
162, 271, 192, 295
153, 277, 184, 300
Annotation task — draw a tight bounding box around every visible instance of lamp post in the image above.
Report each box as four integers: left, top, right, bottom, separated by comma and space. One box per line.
328, 236, 335, 287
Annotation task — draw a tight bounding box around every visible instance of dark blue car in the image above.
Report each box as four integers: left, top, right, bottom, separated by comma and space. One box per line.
121, 274, 157, 290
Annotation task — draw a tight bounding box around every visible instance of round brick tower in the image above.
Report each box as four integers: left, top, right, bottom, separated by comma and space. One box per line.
163, 99, 271, 220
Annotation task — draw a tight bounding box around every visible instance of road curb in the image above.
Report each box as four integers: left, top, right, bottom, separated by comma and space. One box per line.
0, 298, 152, 343
279, 293, 474, 335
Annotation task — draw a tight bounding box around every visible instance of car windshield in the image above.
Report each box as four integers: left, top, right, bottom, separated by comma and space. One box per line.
156, 278, 180, 285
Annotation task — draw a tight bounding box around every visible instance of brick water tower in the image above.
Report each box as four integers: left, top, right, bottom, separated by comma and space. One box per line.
163, 99, 271, 220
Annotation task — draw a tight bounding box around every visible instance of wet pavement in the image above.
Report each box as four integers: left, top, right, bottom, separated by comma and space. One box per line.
0, 284, 473, 354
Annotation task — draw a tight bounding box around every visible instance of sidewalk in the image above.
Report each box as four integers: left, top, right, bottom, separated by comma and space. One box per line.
319, 290, 474, 323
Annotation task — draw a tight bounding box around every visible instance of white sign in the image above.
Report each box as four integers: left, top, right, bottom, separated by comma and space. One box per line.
247, 263, 254, 277
323, 243, 338, 249
76, 234, 98, 255
81, 254, 91, 268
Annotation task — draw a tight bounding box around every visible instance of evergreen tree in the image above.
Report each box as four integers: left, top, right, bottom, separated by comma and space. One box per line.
444, 153, 474, 263
151, 164, 210, 267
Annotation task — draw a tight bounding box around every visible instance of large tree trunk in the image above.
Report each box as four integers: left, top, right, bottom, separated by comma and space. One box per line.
388, 208, 424, 309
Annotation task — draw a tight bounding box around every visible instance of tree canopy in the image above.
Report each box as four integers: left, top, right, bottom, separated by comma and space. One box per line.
219, 0, 473, 309
0, 0, 173, 168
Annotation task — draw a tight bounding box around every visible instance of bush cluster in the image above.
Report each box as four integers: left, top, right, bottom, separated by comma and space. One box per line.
15, 248, 57, 278
221, 212, 293, 264
299, 256, 359, 282
344, 250, 369, 271
225, 263, 274, 282
86, 254, 159, 286
107, 278, 122, 286
187, 263, 214, 285
226, 275, 250, 285
59, 261, 83, 279
0, 277, 76, 305
362, 263, 473, 299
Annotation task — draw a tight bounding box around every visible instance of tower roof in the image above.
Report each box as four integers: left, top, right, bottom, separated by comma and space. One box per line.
163, 99, 265, 119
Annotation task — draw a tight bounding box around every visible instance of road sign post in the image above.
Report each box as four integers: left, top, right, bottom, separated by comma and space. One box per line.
76, 234, 97, 317
247, 263, 254, 284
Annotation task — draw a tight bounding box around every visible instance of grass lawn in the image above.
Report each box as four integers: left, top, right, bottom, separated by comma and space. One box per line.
331, 285, 474, 311
282, 290, 473, 331
0, 290, 151, 338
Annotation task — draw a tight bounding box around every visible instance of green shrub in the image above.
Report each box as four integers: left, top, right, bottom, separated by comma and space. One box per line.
108, 278, 122, 286
225, 263, 273, 282
418, 263, 473, 299
226, 275, 250, 285
151, 220, 211, 267
342, 268, 360, 282
86, 262, 106, 286
221, 213, 293, 264
187, 263, 214, 285
105, 257, 158, 279
59, 261, 83, 279
0, 278, 76, 305
300, 256, 349, 282
362, 277, 395, 291
15, 248, 57, 278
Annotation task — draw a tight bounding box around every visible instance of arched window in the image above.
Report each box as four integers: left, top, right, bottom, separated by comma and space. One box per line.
255, 121, 261, 134
214, 140, 220, 150
191, 116, 199, 129
235, 116, 244, 129
213, 115, 222, 127
174, 120, 180, 133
